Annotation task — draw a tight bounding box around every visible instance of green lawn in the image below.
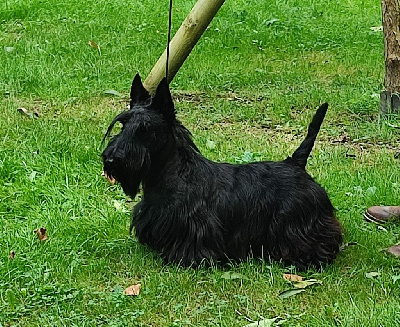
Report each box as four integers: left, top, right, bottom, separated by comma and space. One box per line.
1, 0, 400, 326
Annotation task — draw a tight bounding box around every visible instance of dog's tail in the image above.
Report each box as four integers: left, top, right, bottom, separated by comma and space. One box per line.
290, 103, 328, 168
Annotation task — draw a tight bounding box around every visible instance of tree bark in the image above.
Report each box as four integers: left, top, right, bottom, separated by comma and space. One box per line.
381, 0, 400, 114
144, 0, 225, 95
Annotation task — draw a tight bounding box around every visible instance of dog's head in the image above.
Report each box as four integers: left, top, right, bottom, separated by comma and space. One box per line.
102, 74, 176, 198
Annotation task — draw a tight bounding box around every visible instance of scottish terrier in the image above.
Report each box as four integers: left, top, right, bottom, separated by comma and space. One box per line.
102, 74, 342, 269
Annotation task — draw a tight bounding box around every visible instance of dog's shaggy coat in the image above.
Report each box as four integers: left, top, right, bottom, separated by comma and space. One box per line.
102, 74, 343, 268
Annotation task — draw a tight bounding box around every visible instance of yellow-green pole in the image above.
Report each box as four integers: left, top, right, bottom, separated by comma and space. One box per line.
144, 0, 226, 94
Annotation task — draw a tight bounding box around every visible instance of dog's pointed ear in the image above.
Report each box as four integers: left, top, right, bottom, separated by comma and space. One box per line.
130, 74, 150, 107
151, 78, 176, 120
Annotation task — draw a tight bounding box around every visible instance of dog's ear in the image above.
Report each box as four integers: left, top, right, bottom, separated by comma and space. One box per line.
151, 78, 176, 121
130, 74, 150, 107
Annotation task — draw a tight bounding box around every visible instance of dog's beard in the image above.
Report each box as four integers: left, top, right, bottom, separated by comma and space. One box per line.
120, 173, 142, 198
103, 165, 142, 198
102, 150, 150, 199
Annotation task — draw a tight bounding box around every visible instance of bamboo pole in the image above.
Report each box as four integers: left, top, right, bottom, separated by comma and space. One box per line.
143, 0, 226, 94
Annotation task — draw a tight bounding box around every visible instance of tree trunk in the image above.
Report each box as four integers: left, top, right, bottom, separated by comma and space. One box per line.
144, 0, 225, 95
380, 0, 400, 114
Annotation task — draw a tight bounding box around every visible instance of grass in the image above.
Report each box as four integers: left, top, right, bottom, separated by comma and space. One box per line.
1, 0, 400, 326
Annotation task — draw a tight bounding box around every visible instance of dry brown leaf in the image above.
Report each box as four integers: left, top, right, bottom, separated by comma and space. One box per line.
102, 171, 116, 185
293, 279, 322, 289
33, 109, 40, 117
283, 273, 304, 282
387, 244, 400, 257
17, 107, 40, 118
123, 283, 141, 296
17, 107, 31, 117
34, 228, 48, 241
88, 41, 99, 49
9, 251, 15, 260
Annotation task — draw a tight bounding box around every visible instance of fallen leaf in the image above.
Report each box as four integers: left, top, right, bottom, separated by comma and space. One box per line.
221, 271, 249, 280
279, 288, 305, 299
34, 228, 48, 241
17, 107, 31, 117
28, 171, 38, 182
365, 271, 380, 279
9, 251, 15, 259
365, 186, 377, 196
17, 107, 40, 118
265, 18, 280, 26
123, 283, 141, 296
113, 200, 129, 213
5, 46, 15, 53
392, 275, 400, 283
283, 273, 303, 282
293, 279, 322, 289
339, 242, 358, 251
370, 26, 383, 32
88, 41, 99, 49
387, 244, 400, 257
33, 109, 40, 117
102, 171, 116, 185
244, 317, 285, 327
104, 89, 121, 96
206, 140, 216, 150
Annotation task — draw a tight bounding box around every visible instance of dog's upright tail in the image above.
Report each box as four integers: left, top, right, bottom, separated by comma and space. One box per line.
290, 103, 328, 168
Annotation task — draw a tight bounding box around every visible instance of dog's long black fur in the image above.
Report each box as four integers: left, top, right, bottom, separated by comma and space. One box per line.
102, 74, 343, 269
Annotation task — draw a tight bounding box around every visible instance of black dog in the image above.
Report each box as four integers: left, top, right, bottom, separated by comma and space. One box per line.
102, 74, 342, 269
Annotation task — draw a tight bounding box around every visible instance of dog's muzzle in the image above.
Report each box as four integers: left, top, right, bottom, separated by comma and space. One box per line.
102, 169, 116, 185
